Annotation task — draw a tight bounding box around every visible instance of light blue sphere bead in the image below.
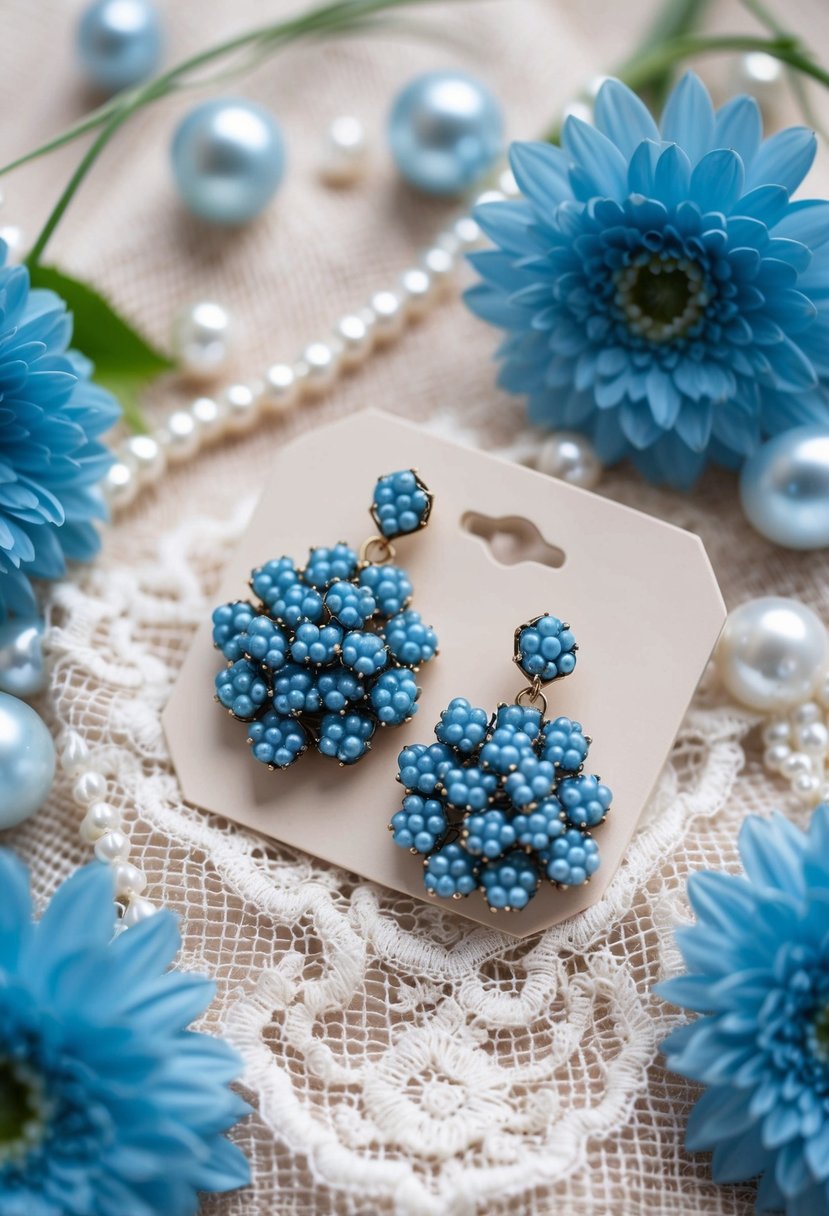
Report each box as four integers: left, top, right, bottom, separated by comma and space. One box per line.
388, 70, 504, 196
77, 0, 162, 95
0, 692, 56, 829
740, 427, 829, 550
171, 98, 286, 225
0, 618, 47, 698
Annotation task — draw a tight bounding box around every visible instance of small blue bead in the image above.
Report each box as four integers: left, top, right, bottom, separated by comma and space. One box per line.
342, 630, 388, 677
317, 710, 375, 764
384, 609, 438, 667
248, 709, 307, 769
480, 850, 540, 911
435, 697, 490, 755
215, 659, 270, 721
558, 773, 613, 828
542, 829, 600, 887
303, 544, 359, 589
358, 563, 412, 618
463, 808, 516, 859
316, 665, 364, 712
540, 715, 589, 772
290, 621, 343, 666
388, 71, 503, 197
77, 0, 162, 94
516, 615, 578, 682
371, 470, 432, 539
443, 764, 498, 811
212, 600, 256, 661
504, 754, 555, 809
273, 663, 321, 717
240, 615, 289, 672
325, 580, 376, 629
423, 841, 480, 898
171, 97, 285, 225
390, 794, 447, 854
370, 667, 419, 725
397, 742, 454, 795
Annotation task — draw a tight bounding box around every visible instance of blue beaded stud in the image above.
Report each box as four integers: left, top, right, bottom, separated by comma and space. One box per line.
213, 470, 437, 770
390, 610, 612, 912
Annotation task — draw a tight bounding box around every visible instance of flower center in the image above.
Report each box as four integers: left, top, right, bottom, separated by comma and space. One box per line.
813, 1002, 829, 1062
615, 254, 709, 343
0, 1058, 47, 1166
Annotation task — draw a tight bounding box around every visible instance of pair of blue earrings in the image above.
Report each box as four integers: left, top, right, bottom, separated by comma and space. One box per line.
211, 470, 613, 912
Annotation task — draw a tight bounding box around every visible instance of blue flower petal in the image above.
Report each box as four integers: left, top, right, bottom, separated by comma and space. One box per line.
714, 94, 763, 165
593, 78, 660, 157
745, 126, 817, 194
774, 198, 829, 249
509, 141, 572, 206
562, 115, 629, 200
660, 72, 715, 165
691, 149, 744, 214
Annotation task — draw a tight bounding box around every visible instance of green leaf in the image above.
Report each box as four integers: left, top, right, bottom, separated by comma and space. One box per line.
26, 263, 173, 432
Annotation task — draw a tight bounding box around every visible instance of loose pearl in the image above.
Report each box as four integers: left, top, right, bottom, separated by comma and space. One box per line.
0, 618, 46, 698
302, 341, 343, 393
171, 98, 286, 225
112, 862, 147, 898
320, 116, 368, 186
535, 431, 602, 490
388, 71, 504, 196
0, 692, 56, 829
421, 245, 456, 288
158, 409, 199, 463
335, 313, 375, 366
762, 719, 790, 746
716, 597, 829, 712
222, 382, 262, 433
262, 363, 301, 414
797, 721, 829, 755
190, 395, 227, 443
736, 51, 784, 112
76, 0, 162, 95
94, 829, 131, 863
473, 188, 505, 209
59, 731, 89, 775
764, 742, 791, 771
399, 267, 434, 317
818, 674, 829, 709
73, 770, 107, 805
740, 427, 829, 550
793, 701, 821, 726
122, 895, 157, 927
123, 434, 166, 484
451, 215, 483, 248
781, 751, 811, 779
79, 801, 121, 843
793, 771, 821, 803
370, 291, 405, 342
498, 167, 519, 197
172, 301, 233, 381
102, 457, 138, 509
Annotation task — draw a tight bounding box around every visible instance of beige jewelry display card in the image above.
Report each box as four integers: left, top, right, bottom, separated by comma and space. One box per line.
164, 410, 725, 938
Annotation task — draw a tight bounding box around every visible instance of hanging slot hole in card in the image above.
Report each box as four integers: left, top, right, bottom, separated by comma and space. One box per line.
461, 512, 566, 569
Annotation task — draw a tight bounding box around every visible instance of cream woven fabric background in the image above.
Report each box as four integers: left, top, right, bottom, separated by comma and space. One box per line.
3, 1, 829, 1213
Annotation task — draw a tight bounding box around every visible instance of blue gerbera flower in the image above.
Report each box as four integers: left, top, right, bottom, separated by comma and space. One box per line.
0, 851, 249, 1215
0, 251, 119, 618
466, 73, 829, 488
659, 805, 829, 1214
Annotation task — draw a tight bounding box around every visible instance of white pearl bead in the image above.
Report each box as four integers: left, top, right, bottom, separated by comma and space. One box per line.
122, 895, 157, 927
715, 597, 829, 713
764, 742, 791, 771
263, 363, 301, 413
762, 719, 791, 746
73, 770, 107, 806
79, 802, 121, 843
335, 313, 375, 366
535, 431, 602, 490
797, 721, 829, 755
399, 267, 434, 318
123, 434, 166, 484
421, 245, 456, 289
222, 383, 262, 433
102, 458, 138, 510
112, 862, 147, 898
370, 291, 405, 342
818, 673, 829, 709
450, 215, 482, 248
793, 771, 821, 803
302, 340, 343, 393
793, 701, 821, 726
319, 116, 368, 186
472, 188, 505, 209
94, 829, 131, 863
158, 409, 200, 463
781, 751, 812, 779
190, 394, 228, 443
172, 301, 233, 382
498, 167, 519, 197
59, 731, 89, 775
737, 51, 784, 109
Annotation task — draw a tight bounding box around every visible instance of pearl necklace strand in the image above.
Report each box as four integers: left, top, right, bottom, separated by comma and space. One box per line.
59, 173, 520, 926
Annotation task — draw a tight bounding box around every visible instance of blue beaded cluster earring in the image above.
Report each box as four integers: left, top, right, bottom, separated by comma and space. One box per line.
390, 614, 613, 913
212, 470, 438, 768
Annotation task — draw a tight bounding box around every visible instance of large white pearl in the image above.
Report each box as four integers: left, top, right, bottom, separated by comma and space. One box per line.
0, 618, 46, 698
123, 433, 166, 484
172, 301, 233, 381
319, 116, 368, 186
102, 457, 138, 510
716, 596, 829, 712
536, 431, 602, 490
740, 427, 829, 550
263, 363, 301, 413
0, 691, 56, 829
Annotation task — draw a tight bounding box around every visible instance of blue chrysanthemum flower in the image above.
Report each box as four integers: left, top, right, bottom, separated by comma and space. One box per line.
0, 255, 119, 618
466, 73, 829, 488
0, 850, 249, 1215
659, 805, 829, 1214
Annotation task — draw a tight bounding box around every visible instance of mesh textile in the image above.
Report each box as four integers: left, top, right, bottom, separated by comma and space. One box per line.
4, 0, 829, 1212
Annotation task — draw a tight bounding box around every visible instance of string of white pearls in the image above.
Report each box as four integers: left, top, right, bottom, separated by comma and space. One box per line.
101, 173, 520, 513
761, 677, 829, 806
60, 729, 156, 926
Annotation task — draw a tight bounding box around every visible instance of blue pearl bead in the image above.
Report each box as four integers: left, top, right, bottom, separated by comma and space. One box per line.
76, 0, 162, 95
388, 70, 504, 196
740, 427, 829, 550
0, 618, 46, 698
0, 692, 55, 829
171, 98, 286, 225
